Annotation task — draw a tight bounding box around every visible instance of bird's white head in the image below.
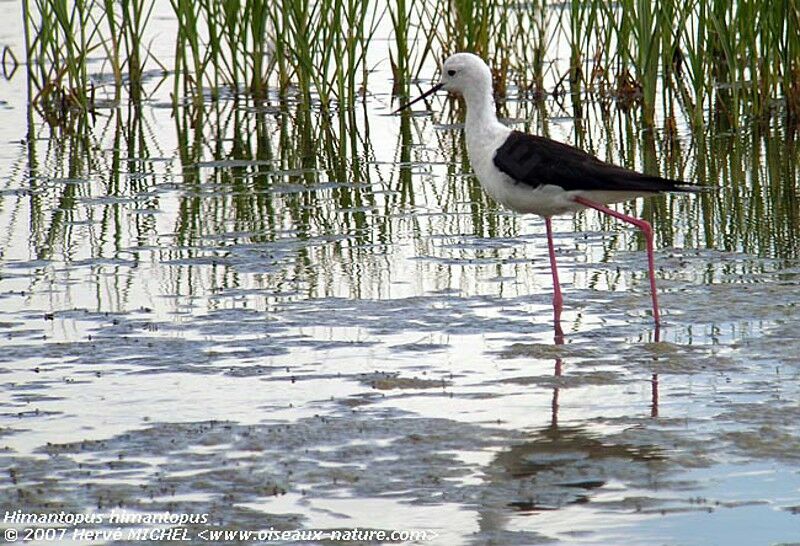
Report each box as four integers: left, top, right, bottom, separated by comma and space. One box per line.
393, 52, 494, 114
439, 53, 493, 97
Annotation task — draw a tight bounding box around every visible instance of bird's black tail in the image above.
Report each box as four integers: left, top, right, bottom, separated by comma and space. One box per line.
637, 174, 710, 193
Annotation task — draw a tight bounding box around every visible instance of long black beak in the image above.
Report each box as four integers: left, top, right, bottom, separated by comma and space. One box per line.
393, 83, 444, 114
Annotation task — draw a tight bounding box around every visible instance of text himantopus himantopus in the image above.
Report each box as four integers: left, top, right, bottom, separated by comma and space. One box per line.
395, 52, 702, 327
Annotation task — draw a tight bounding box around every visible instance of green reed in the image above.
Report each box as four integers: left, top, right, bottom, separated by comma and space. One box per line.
23, 0, 98, 120
20, 0, 800, 132
22, 0, 157, 119
171, 0, 204, 103
405, 0, 800, 131
21, 0, 370, 116
563, 0, 800, 129
109, 0, 156, 101
389, 0, 410, 96
245, 0, 272, 98
169, 0, 383, 109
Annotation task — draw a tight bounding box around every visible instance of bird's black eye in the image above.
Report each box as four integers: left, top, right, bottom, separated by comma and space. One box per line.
447, 69, 456, 76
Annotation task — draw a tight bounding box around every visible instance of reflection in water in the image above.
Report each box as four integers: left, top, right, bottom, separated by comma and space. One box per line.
3, 93, 798, 317
551, 317, 563, 429
480, 416, 665, 536
479, 316, 664, 537
650, 325, 661, 419
2, 102, 798, 314
493, 425, 663, 504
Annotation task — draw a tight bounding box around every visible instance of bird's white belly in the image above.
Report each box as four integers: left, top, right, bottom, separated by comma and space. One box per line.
471, 158, 578, 217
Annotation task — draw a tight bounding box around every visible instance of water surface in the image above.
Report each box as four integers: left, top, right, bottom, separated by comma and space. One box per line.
1, 2, 799, 545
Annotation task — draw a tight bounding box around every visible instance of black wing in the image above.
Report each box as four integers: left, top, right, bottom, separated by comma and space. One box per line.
493, 130, 701, 193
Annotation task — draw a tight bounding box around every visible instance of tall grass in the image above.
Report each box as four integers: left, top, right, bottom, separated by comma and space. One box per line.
102, 0, 157, 102
23, 0, 99, 122
561, 0, 800, 129
20, 0, 800, 131
23, 0, 383, 118
402, 0, 800, 130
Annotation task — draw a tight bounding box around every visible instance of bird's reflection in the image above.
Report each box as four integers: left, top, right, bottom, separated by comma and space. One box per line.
551, 313, 564, 428
651, 323, 660, 417
478, 316, 663, 536
550, 308, 660, 424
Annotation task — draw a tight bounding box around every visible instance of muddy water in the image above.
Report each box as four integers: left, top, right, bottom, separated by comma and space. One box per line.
1, 3, 800, 546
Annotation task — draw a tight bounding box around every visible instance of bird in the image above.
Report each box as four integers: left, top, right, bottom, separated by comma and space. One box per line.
394, 52, 702, 327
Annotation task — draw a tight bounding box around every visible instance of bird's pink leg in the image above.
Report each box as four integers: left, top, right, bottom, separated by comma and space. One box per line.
544, 216, 564, 333
573, 196, 661, 325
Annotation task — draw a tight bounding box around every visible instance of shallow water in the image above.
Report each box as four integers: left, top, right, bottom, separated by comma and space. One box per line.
1, 2, 800, 545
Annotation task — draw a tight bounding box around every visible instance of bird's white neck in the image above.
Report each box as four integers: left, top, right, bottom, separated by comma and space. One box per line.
462, 86, 502, 135
462, 85, 510, 166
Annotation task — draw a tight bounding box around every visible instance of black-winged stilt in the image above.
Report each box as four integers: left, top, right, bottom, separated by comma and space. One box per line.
395, 52, 702, 327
